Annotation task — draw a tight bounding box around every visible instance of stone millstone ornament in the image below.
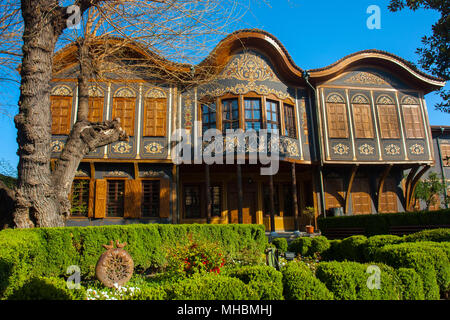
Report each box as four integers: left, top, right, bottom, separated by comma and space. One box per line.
95, 240, 134, 288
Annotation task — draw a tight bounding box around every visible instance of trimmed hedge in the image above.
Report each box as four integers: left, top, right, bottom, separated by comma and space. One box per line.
403, 228, 450, 243
396, 268, 425, 300
288, 236, 331, 257
0, 224, 267, 299
362, 235, 403, 262
281, 261, 334, 300
8, 276, 86, 300
271, 238, 288, 253
163, 274, 257, 300
226, 265, 283, 300
315, 261, 402, 300
373, 242, 449, 299
318, 209, 450, 236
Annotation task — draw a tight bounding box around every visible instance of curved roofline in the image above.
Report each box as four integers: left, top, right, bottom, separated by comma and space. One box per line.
307, 49, 445, 90
51, 30, 445, 92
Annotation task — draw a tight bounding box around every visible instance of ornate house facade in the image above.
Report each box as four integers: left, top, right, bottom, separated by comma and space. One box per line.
49, 30, 446, 231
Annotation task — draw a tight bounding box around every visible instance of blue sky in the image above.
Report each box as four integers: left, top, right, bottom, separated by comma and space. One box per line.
0, 0, 448, 171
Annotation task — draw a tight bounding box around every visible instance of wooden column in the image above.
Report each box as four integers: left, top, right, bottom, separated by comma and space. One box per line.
205, 164, 212, 224
344, 165, 358, 214
407, 165, 430, 211
377, 164, 393, 212
236, 164, 243, 224
269, 173, 276, 233
291, 162, 300, 232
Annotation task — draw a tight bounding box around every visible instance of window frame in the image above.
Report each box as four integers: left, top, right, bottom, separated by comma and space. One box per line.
141, 179, 160, 218
112, 93, 136, 136
402, 104, 425, 139
70, 178, 90, 217
283, 103, 297, 139
106, 179, 126, 218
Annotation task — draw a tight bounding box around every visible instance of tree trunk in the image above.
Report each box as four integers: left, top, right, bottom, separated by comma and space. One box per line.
13, 0, 65, 228
13, 0, 126, 227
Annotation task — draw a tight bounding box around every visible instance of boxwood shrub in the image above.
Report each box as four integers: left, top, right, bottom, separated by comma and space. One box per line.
281, 261, 334, 300
318, 209, 450, 236
8, 276, 86, 300
271, 238, 288, 253
363, 235, 404, 262
0, 224, 267, 299
403, 228, 450, 243
373, 242, 448, 299
338, 235, 368, 262
226, 265, 283, 300
396, 268, 425, 300
315, 261, 402, 300
163, 273, 257, 300
287, 236, 330, 257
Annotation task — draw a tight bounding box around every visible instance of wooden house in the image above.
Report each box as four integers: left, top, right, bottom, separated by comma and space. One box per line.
49, 30, 446, 231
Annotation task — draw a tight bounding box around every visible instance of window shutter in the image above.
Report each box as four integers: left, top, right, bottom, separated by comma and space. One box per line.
88, 97, 104, 122
325, 178, 344, 210
351, 178, 372, 214
124, 179, 142, 218
159, 177, 170, 218
144, 98, 167, 136
94, 179, 107, 218
88, 180, 95, 218
51, 95, 72, 135
112, 97, 135, 136
326, 103, 348, 138
379, 178, 398, 213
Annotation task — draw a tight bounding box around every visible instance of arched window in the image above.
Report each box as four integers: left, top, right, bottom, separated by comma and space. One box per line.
376, 95, 399, 139
50, 85, 73, 135
143, 88, 167, 137
112, 87, 136, 136
351, 94, 373, 138
401, 95, 424, 139
325, 93, 348, 138
88, 86, 104, 123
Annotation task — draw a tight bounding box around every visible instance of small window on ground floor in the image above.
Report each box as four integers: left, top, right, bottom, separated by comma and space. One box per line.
71, 179, 89, 217
184, 185, 201, 218
142, 180, 160, 217
107, 180, 125, 217
263, 184, 280, 216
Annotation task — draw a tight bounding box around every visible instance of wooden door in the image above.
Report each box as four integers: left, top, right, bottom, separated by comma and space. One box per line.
379, 177, 398, 213
227, 183, 256, 224
351, 178, 372, 214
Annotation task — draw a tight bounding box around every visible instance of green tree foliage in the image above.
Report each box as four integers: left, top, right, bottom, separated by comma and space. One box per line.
388, 0, 449, 113
414, 172, 447, 210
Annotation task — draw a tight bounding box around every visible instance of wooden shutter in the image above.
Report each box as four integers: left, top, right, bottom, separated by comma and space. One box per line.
51, 95, 72, 135
124, 179, 142, 218
159, 177, 170, 218
325, 178, 344, 210
378, 105, 400, 139
352, 104, 374, 138
88, 97, 104, 122
88, 180, 95, 218
352, 178, 372, 214
326, 103, 348, 138
143, 98, 167, 136
94, 179, 107, 218
112, 97, 135, 136
402, 105, 424, 138
379, 178, 398, 213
